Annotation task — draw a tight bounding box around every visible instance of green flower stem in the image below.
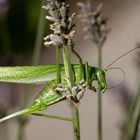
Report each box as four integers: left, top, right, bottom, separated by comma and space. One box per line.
62, 46, 81, 140
62, 47, 74, 84
97, 47, 103, 140
32, 7, 46, 65
56, 47, 61, 84
71, 47, 84, 80
32, 113, 74, 122
73, 105, 81, 140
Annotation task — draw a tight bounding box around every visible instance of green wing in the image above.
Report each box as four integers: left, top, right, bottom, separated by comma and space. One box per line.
0, 64, 81, 84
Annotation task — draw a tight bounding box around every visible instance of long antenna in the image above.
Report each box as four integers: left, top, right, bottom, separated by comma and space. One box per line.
106, 44, 140, 69
106, 67, 125, 89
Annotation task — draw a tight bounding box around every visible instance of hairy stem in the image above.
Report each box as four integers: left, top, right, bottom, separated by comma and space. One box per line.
62, 46, 81, 140
97, 47, 103, 140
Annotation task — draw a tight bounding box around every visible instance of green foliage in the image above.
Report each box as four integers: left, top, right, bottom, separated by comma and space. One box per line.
0, 0, 49, 53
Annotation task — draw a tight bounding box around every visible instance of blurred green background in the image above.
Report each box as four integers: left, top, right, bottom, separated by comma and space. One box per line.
0, 0, 41, 53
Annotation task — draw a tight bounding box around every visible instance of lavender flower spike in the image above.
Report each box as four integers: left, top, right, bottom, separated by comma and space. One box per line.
43, 0, 76, 48
77, 1, 109, 46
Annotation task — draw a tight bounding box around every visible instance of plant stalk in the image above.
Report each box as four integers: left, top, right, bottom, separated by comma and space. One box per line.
62, 47, 74, 84
73, 105, 81, 140
62, 46, 81, 140
17, 122, 26, 140
97, 47, 103, 140
32, 7, 46, 65
56, 47, 61, 84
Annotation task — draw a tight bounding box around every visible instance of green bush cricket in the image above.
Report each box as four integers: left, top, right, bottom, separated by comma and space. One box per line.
0, 45, 140, 123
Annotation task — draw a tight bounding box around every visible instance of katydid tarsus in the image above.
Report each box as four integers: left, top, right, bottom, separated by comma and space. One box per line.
0, 45, 140, 123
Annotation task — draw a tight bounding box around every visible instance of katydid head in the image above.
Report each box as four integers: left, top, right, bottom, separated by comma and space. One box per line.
95, 68, 107, 93
93, 67, 125, 93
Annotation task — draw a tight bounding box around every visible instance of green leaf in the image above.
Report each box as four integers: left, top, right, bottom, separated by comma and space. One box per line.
0, 64, 81, 84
